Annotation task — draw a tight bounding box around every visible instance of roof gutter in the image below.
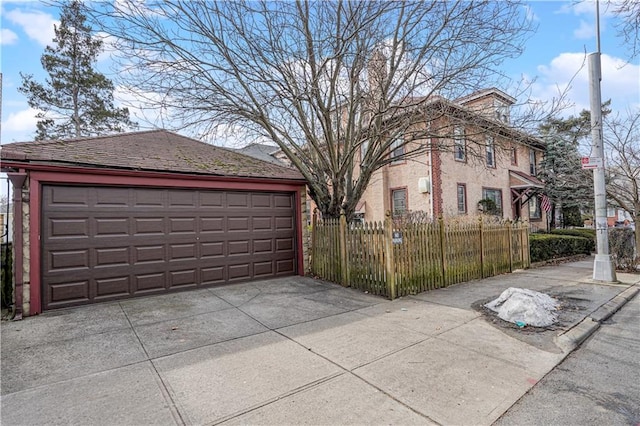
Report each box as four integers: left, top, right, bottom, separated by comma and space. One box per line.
0, 161, 307, 186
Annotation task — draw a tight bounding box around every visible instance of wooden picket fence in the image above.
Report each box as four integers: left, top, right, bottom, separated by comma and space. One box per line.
311, 213, 530, 299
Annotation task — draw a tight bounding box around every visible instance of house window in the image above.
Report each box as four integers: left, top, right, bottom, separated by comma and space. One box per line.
529, 196, 541, 219
495, 104, 510, 123
510, 146, 518, 165
529, 149, 537, 175
486, 137, 495, 168
454, 126, 466, 162
482, 188, 503, 215
390, 137, 404, 163
457, 184, 467, 214
391, 188, 407, 217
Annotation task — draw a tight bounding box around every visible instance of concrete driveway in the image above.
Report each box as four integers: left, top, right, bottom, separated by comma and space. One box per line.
1, 260, 637, 425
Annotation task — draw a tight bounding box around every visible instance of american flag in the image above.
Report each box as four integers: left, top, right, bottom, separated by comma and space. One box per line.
541, 194, 552, 212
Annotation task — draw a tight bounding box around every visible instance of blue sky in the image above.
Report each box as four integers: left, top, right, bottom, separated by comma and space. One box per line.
0, 0, 638, 145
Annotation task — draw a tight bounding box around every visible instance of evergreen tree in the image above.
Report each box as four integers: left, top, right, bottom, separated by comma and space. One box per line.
19, 0, 135, 140
537, 103, 612, 227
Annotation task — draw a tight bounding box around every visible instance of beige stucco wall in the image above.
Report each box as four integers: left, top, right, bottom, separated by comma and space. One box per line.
356, 126, 546, 227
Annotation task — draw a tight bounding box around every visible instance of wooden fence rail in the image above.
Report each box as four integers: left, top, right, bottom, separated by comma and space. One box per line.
311, 213, 530, 299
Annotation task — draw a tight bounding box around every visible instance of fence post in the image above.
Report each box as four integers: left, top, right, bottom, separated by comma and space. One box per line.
311, 209, 318, 275
339, 211, 349, 286
384, 212, 396, 299
508, 220, 513, 272
479, 216, 485, 278
438, 217, 446, 287
523, 222, 530, 268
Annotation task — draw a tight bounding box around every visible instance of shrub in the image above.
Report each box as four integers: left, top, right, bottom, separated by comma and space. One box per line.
550, 229, 596, 251
562, 205, 584, 227
478, 198, 500, 216
530, 234, 593, 263
609, 227, 637, 272
1, 243, 12, 309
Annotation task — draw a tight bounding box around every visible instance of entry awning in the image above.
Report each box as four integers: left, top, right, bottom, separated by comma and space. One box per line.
355, 201, 366, 214
509, 170, 544, 189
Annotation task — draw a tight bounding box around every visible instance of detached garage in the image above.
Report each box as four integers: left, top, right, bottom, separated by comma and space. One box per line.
1, 130, 307, 316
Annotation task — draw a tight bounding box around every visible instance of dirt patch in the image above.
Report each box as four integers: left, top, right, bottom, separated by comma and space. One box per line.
473, 293, 590, 353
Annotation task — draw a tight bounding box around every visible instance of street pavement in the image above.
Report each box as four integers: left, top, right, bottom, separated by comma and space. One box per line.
495, 292, 640, 426
1, 259, 638, 425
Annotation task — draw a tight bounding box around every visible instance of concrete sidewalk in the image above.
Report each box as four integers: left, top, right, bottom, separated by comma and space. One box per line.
1, 259, 638, 425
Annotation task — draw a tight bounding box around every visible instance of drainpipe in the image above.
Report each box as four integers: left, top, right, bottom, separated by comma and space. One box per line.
7, 172, 27, 320
428, 141, 434, 219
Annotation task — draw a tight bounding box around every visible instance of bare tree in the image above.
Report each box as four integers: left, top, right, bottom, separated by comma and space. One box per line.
87, 0, 537, 218
610, 0, 640, 60
604, 108, 640, 253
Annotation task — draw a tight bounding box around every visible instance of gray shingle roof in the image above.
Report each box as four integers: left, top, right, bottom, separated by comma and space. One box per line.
0, 130, 304, 181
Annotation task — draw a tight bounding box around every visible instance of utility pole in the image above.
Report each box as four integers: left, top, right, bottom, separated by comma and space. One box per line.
589, 0, 616, 282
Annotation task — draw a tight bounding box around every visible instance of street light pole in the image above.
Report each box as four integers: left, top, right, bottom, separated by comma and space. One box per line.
589, 0, 616, 282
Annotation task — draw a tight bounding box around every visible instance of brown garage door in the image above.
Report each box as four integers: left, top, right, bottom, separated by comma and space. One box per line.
41, 185, 297, 309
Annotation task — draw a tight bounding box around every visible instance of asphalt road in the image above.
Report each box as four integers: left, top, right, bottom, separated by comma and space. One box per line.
495, 290, 640, 426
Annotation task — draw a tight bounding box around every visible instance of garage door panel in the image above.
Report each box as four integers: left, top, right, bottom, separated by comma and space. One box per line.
228, 240, 250, 255
200, 217, 225, 232
169, 243, 197, 260
95, 187, 130, 206
254, 261, 274, 277
49, 218, 90, 238
134, 217, 166, 235
275, 216, 294, 230
133, 189, 165, 207
95, 247, 130, 267
134, 245, 166, 264
169, 217, 197, 234
227, 216, 250, 231
276, 259, 295, 274
49, 281, 90, 306
227, 192, 249, 207
42, 185, 297, 309
95, 276, 130, 299
228, 264, 251, 280
169, 269, 197, 288
254, 239, 273, 253
201, 242, 224, 258
95, 217, 129, 236
201, 266, 225, 284
168, 190, 197, 207
199, 192, 224, 207
135, 273, 167, 293
275, 238, 294, 252
48, 249, 90, 272
251, 193, 272, 208
252, 216, 273, 231
48, 186, 90, 207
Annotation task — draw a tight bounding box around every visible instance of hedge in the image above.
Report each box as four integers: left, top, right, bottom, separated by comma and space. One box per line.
530, 234, 593, 263
609, 228, 637, 272
549, 228, 596, 252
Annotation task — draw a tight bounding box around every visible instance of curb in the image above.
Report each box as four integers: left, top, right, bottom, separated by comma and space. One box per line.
555, 284, 639, 353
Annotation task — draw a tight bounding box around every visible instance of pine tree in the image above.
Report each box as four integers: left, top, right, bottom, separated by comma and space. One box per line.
537, 102, 612, 227
19, 0, 135, 140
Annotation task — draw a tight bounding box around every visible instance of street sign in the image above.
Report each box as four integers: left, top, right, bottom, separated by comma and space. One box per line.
581, 157, 603, 169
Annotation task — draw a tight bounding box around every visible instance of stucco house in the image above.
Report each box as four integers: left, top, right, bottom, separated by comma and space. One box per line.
1, 130, 307, 316
353, 88, 548, 227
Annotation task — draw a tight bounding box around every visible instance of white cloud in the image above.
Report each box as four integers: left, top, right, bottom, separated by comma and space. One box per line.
533, 52, 640, 116
5, 9, 57, 46
1, 107, 39, 142
1, 28, 18, 45
573, 20, 595, 39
